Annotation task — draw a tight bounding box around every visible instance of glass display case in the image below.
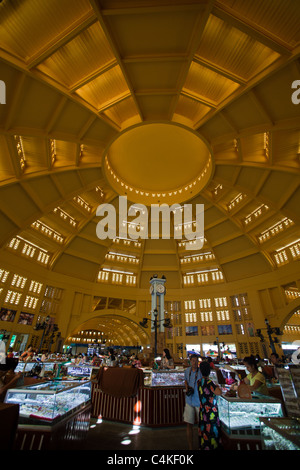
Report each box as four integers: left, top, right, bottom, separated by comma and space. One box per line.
217, 395, 284, 433
4, 380, 91, 423
260, 417, 300, 450
15, 361, 37, 373
150, 370, 185, 387
63, 365, 99, 380
277, 365, 300, 418
15, 361, 57, 375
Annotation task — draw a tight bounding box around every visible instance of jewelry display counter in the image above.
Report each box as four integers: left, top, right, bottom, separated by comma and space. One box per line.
61, 365, 100, 381
144, 369, 185, 387
259, 365, 300, 450
260, 417, 300, 450
15, 361, 57, 374
4, 380, 91, 450
218, 394, 284, 450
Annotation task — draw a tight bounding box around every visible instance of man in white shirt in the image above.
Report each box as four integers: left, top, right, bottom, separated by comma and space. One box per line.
183, 354, 202, 450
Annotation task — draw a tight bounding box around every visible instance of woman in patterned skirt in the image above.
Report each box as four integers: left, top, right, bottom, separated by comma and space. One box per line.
198, 360, 222, 450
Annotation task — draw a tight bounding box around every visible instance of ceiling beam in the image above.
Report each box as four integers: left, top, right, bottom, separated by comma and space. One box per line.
193, 56, 246, 85
27, 11, 98, 69
89, 0, 144, 122
168, 0, 215, 120
212, 4, 292, 56
69, 59, 118, 92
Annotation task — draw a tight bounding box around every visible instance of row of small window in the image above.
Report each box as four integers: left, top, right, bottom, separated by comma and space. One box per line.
171, 340, 261, 359
0, 273, 62, 312
105, 253, 139, 264
98, 270, 137, 286
167, 324, 234, 338
167, 322, 256, 338
166, 301, 181, 312
238, 341, 261, 358
184, 297, 228, 310
285, 289, 300, 300
180, 252, 215, 264
184, 294, 249, 311
257, 217, 294, 244
113, 237, 142, 249
273, 240, 300, 266
7, 237, 50, 265
185, 310, 231, 323
39, 299, 60, 315
184, 308, 251, 323
283, 325, 300, 334
1, 290, 39, 309
31, 220, 64, 244
44, 286, 63, 300
0, 270, 43, 294
183, 270, 224, 285
1, 272, 61, 298
172, 311, 230, 324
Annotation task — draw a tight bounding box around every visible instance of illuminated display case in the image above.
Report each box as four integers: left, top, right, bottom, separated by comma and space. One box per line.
143, 369, 185, 387
4, 380, 91, 423
218, 395, 284, 433
64, 365, 99, 379
260, 417, 300, 450
15, 361, 57, 374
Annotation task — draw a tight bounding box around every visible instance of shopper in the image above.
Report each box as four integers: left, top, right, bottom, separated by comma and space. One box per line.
130, 354, 142, 368
198, 360, 222, 450
41, 352, 49, 362
107, 349, 117, 366
6, 347, 14, 359
160, 348, 174, 369
270, 352, 282, 367
207, 357, 215, 369
0, 358, 24, 402
183, 354, 202, 450
75, 353, 84, 364
20, 346, 34, 362
242, 355, 269, 395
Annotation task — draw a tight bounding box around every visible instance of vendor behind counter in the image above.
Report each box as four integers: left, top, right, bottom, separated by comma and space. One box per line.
230, 356, 269, 397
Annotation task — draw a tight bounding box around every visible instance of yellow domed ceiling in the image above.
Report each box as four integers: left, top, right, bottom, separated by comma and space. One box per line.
104, 122, 213, 204
0, 0, 299, 298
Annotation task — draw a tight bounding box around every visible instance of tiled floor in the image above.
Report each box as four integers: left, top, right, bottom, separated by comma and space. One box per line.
81, 418, 197, 450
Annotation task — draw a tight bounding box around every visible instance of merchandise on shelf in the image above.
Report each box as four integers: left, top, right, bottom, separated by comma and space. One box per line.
142, 369, 185, 387
4, 380, 91, 423
260, 417, 300, 450
61, 365, 99, 380
217, 395, 284, 432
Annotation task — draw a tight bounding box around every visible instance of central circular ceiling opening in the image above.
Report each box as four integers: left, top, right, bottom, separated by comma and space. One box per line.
103, 122, 213, 205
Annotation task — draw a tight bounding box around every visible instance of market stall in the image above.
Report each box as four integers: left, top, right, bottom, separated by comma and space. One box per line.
259, 364, 300, 450
218, 394, 284, 450
4, 380, 92, 450
91, 368, 186, 427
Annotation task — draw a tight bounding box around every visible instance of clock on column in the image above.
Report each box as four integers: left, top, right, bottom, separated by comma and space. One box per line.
156, 283, 166, 294
149, 276, 166, 333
